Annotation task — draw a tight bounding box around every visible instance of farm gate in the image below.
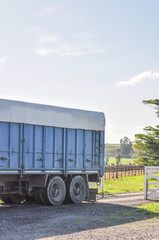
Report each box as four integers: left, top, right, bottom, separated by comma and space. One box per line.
144, 166, 159, 199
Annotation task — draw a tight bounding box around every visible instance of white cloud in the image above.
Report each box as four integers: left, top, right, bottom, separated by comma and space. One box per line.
34, 44, 87, 57
36, 5, 59, 16
0, 56, 9, 64
116, 71, 159, 86
34, 48, 52, 56
34, 44, 104, 57
37, 34, 60, 45
34, 32, 105, 57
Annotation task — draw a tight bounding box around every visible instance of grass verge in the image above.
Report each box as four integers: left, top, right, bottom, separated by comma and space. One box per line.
117, 202, 159, 219
99, 175, 144, 195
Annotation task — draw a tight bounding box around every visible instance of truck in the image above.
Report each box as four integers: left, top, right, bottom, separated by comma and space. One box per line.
0, 99, 105, 205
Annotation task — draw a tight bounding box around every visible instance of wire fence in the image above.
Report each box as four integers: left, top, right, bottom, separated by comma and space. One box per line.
104, 164, 144, 180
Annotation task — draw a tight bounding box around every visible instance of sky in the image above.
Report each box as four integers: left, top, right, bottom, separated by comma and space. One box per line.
0, 0, 159, 143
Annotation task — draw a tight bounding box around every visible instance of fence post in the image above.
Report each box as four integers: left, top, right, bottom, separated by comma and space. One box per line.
121, 165, 122, 178
116, 162, 118, 178
144, 165, 148, 200
109, 167, 110, 180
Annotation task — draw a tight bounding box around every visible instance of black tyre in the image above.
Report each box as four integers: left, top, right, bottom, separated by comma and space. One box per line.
64, 177, 73, 203
69, 176, 86, 203
0, 194, 12, 204
47, 177, 66, 206
25, 194, 35, 202
9, 194, 25, 204
39, 188, 49, 205
34, 189, 42, 203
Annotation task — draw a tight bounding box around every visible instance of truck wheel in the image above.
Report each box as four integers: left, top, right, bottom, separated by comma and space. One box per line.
25, 192, 35, 202
64, 178, 73, 203
9, 194, 25, 204
39, 188, 49, 205
34, 189, 42, 203
0, 194, 12, 204
47, 177, 66, 206
69, 176, 86, 203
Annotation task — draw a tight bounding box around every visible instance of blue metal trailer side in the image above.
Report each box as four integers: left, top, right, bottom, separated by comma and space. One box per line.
0, 99, 105, 205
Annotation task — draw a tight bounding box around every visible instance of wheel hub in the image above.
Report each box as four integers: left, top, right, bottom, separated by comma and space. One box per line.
74, 183, 81, 196
52, 184, 59, 197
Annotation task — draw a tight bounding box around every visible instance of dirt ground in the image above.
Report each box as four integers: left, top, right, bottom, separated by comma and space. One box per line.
0, 192, 159, 240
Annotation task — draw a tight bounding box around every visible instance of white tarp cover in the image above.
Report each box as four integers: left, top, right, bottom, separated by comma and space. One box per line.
0, 99, 105, 131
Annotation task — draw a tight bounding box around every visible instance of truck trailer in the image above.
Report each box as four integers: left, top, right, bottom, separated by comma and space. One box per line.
0, 99, 105, 205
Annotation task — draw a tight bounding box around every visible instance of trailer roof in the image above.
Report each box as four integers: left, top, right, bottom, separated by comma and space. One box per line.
0, 99, 105, 131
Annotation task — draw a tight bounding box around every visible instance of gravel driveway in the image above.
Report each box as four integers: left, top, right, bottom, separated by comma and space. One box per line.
0, 192, 159, 240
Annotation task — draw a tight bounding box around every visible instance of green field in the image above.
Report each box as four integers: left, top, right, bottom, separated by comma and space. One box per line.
105, 144, 120, 155
105, 144, 120, 149
106, 157, 136, 165
105, 143, 138, 160
100, 175, 144, 195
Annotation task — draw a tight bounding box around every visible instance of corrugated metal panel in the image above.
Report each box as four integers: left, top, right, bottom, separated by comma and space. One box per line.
0, 122, 104, 176
75, 129, 84, 169
0, 123, 22, 170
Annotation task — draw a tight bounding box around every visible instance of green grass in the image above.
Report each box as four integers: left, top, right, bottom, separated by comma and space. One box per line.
138, 202, 159, 213
117, 203, 159, 219
75, 219, 92, 222
100, 175, 144, 195
106, 157, 136, 165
